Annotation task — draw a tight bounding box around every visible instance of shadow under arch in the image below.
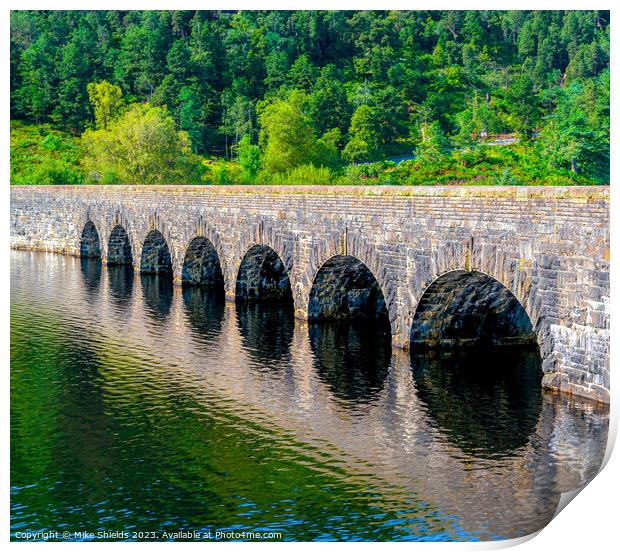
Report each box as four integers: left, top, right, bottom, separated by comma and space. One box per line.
307, 254, 392, 406
410, 347, 543, 458
409, 269, 543, 458
181, 236, 225, 290
182, 286, 225, 344
140, 230, 173, 275
236, 301, 295, 367
140, 274, 173, 322
79, 257, 102, 295
308, 255, 390, 324
309, 320, 391, 406
235, 244, 293, 304
80, 221, 101, 259
107, 264, 134, 307
107, 225, 133, 266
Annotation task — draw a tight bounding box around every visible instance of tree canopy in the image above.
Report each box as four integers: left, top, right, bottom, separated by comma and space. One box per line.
10, 10, 610, 185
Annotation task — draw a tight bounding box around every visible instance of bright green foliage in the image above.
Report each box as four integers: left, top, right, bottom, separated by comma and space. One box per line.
87, 81, 125, 130
236, 134, 261, 183
82, 103, 202, 184
416, 121, 451, 162
258, 97, 319, 174
9, 10, 610, 186
260, 164, 334, 185
11, 121, 84, 184
538, 80, 609, 181
343, 105, 379, 162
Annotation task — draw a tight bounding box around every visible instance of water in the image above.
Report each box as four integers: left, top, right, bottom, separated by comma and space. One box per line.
10, 251, 609, 541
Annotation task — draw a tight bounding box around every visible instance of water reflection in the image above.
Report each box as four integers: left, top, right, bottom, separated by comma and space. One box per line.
107, 265, 134, 307
410, 346, 543, 458
309, 320, 391, 405
140, 274, 173, 322
79, 257, 101, 294
236, 302, 294, 366
182, 286, 225, 343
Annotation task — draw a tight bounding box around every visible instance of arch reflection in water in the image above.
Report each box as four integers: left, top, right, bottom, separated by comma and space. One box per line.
140, 274, 173, 322
79, 257, 102, 294
107, 264, 134, 307
182, 286, 225, 343
411, 346, 543, 458
236, 302, 294, 367
309, 319, 391, 405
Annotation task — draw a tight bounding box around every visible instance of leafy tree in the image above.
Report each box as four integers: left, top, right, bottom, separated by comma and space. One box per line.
236, 134, 261, 183
343, 105, 379, 162
416, 120, 450, 161
87, 81, 124, 130
537, 82, 609, 181
82, 103, 200, 183
258, 95, 319, 173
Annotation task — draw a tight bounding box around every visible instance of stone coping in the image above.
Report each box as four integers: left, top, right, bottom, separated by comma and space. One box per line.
10, 184, 610, 201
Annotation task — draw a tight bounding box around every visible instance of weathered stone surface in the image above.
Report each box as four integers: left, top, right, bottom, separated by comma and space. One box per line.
10, 184, 610, 403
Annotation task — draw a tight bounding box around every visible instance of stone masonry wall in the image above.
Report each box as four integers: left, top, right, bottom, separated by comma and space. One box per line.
10, 185, 610, 403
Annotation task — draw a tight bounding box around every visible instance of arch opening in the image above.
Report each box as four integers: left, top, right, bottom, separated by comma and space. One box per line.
80, 221, 101, 259
107, 225, 133, 266
308, 255, 389, 324
182, 237, 224, 291
235, 245, 293, 304
410, 270, 537, 349
140, 230, 172, 275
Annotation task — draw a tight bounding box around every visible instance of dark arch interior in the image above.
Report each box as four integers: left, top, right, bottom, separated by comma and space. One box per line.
235, 245, 292, 303
107, 225, 133, 266
410, 270, 537, 349
308, 255, 389, 323
140, 230, 172, 275
80, 221, 101, 259
182, 237, 224, 290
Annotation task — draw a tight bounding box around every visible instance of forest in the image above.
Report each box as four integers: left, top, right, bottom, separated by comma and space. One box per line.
10, 10, 610, 186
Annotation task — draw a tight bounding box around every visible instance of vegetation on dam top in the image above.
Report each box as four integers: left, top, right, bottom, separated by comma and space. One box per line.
10, 10, 609, 186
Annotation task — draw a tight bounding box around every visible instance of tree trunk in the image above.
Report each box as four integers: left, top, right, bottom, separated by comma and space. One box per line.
571, 158, 577, 173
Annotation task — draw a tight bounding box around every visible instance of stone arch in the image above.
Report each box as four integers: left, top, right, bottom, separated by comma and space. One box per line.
409, 269, 538, 349
108, 206, 140, 268
181, 236, 225, 290
303, 232, 397, 328
235, 244, 293, 303
178, 217, 229, 289
137, 212, 177, 276
140, 229, 173, 275
308, 254, 390, 324
80, 220, 101, 259
406, 238, 547, 352
107, 225, 133, 266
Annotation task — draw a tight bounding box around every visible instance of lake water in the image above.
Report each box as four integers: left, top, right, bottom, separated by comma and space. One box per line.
10, 251, 609, 541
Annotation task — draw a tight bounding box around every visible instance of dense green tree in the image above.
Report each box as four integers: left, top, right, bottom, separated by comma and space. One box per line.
343, 105, 379, 162
258, 95, 319, 173
82, 103, 200, 183
9, 9, 610, 183
87, 81, 124, 130
538, 81, 609, 181
236, 134, 261, 183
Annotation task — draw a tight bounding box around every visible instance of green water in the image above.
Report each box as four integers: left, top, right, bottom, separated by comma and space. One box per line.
10, 252, 609, 541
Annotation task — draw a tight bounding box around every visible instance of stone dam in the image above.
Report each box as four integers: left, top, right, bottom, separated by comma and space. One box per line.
10, 185, 610, 403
